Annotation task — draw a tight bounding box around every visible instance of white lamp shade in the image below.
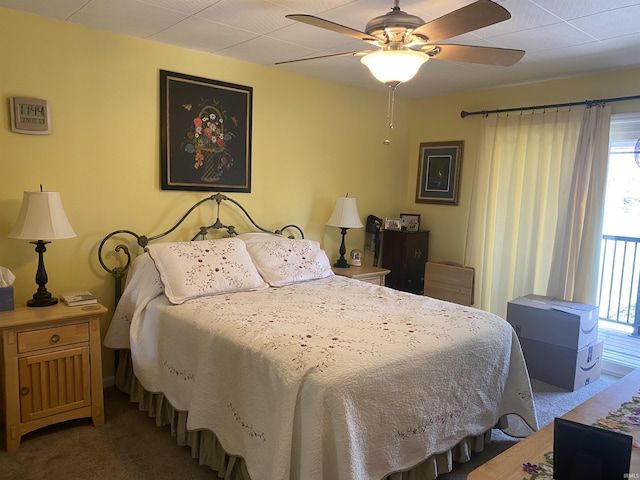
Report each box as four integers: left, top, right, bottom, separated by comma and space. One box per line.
9, 191, 76, 240
361, 49, 429, 84
326, 197, 364, 229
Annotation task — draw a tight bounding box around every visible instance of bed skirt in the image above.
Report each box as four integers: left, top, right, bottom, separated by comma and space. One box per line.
114, 350, 495, 480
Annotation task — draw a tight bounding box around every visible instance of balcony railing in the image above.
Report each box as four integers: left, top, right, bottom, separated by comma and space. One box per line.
598, 234, 640, 335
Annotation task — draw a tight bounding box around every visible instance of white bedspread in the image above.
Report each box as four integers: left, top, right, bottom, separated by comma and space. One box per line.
105, 255, 537, 480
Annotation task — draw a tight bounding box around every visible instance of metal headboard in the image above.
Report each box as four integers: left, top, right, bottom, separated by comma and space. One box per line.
98, 193, 304, 304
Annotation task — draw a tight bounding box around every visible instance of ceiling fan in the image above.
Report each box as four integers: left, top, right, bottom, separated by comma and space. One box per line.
277, 0, 525, 86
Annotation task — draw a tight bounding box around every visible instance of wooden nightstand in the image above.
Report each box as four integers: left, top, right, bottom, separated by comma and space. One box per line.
331, 265, 391, 286
0, 302, 107, 451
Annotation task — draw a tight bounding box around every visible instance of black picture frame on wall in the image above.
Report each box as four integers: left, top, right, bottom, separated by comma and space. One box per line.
415, 141, 463, 205
160, 70, 252, 192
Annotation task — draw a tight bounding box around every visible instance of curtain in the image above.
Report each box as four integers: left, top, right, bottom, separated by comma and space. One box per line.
464, 109, 584, 318
547, 105, 611, 304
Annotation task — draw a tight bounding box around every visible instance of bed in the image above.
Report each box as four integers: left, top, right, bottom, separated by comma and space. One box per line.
99, 194, 538, 480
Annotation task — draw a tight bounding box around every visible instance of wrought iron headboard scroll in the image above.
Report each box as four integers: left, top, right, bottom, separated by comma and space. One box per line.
98, 193, 304, 304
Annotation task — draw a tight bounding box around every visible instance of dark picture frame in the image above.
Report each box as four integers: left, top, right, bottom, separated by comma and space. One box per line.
415, 141, 463, 205
160, 70, 252, 192
400, 213, 420, 231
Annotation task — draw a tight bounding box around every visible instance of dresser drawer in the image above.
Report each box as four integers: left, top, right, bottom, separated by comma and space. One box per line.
17, 323, 89, 353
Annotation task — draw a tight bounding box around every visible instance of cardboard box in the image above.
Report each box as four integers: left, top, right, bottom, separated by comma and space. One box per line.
506, 294, 599, 350
0, 286, 14, 311
519, 338, 603, 391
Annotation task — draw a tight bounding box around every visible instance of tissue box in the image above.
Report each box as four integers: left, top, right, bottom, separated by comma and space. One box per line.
0, 286, 14, 311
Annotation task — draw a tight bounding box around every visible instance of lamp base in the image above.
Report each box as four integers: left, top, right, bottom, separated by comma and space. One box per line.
27, 239, 59, 307
333, 258, 351, 269
334, 227, 351, 269
27, 293, 58, 308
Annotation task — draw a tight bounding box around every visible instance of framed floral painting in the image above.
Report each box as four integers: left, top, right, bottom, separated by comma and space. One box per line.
160, 70, 252, 192
415, 141, 463, 205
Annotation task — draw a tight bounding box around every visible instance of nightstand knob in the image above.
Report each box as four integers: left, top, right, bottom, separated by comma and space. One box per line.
50, 334, 60, 343
20, 387, 30, 396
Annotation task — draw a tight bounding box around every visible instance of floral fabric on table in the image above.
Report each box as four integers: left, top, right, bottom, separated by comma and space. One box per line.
522, 389, 640, 479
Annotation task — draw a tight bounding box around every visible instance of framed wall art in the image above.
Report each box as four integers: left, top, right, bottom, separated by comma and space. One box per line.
415, 141, 464, 205
9, 97, 51, 135
160, 70, 252, 192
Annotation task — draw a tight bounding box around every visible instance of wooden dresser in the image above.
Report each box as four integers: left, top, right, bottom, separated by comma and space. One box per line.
381, 229, 430, 294
0, 303, 107, 451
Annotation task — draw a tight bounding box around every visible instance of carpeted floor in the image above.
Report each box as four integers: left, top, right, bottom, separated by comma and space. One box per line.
0, 374, 617, 480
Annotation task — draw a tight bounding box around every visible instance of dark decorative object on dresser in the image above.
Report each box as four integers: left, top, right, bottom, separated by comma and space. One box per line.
381, 229, 430, 294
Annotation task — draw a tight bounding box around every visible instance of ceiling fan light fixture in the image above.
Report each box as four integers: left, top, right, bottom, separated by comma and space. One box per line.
361, 49, 429, 85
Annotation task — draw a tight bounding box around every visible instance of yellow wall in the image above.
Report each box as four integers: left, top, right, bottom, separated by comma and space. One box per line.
1, 8, 640, 378
0, 9, 411, 377
405, 69, 640, 264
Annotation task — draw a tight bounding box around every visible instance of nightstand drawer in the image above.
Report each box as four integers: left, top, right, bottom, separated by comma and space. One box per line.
17, 323, 89, 353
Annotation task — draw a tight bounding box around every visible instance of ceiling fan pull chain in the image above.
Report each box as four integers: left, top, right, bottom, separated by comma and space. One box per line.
384, 84, 396, 145
388, 84, 395, 129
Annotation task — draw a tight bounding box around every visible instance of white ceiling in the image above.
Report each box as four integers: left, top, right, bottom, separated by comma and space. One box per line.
3, 0, 640, 98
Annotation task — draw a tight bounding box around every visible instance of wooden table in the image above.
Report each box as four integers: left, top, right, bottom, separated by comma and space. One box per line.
331, 265, 390, 286
468, 368, 640, 479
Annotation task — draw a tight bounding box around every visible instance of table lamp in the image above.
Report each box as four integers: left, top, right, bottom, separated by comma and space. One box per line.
8, 189, 76, 307
326, 195, 363, 268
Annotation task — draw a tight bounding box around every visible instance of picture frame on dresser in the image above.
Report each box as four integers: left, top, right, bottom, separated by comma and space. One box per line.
384, 217, 402, 231
400, 213, 420, 231
415, 141, 463, 205
160, 70, 252, 193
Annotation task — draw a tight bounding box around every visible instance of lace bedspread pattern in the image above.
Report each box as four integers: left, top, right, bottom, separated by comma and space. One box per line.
105, 257, 537, 480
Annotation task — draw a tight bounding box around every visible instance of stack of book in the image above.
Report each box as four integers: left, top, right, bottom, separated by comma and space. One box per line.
59, 291, 98, 306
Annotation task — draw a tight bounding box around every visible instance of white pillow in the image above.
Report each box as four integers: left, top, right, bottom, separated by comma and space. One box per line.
236, 232, 289, 244
246, 239, 334, 287
147, 238, 267, 304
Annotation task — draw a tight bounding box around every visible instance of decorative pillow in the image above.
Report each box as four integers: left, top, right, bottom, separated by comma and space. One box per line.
147, 238, 267, 304
246, 239, 334, 287
236, 232, 289, 245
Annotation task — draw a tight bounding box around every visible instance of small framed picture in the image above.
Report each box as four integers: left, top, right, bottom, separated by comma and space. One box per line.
400, 213, 421, 231
415, 140, 463, 205
385, 217, 402, 231
10, 97, 51, 134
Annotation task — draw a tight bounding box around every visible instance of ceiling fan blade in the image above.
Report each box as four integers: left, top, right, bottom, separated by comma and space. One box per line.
413, 0, 511, 43
275, 50, 373, 66
286, 14, 379, 43
428, 44, 524, 66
